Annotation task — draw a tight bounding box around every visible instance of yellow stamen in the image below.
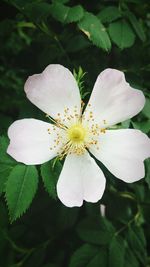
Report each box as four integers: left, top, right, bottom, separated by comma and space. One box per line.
67, 124, 87, 143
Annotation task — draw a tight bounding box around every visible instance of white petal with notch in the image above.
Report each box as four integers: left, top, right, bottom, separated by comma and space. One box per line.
24, 64, 81, 126
57, 152, 106, 207
83, 69, 145, 128
90, 129, 150, 182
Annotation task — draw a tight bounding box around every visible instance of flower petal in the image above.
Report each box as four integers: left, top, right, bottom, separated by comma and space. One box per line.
89, 129, 150, 182
83, 69, 145, 128
24, 64, 81, 126
57, 152, 106, 207
7, 119, 65, 165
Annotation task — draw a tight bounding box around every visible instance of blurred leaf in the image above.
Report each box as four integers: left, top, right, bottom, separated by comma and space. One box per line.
77, 216, 115, 245
0, 164, 13, 195
132, 120, 150, 133
109, 236, 125, 267
6, 165, 38, 222
106, 191, 136, 224
66, 35, 91, 52
126, 224, 147, 265
97, 6, 121, 23
78, 12, 111, 51
52, 0, 70, 3
50, 3, 84, 24
24, 2, 52, 23
0, 114, 13, 135
145, 159, 150, 189
69, 244, 107, 267
108, 20, 136, 49
124, 246, 140, 267
124, 10, 146, 42
7, 0, 36, 9
41, 159, 62, 199
142, 98, 150, 119
121, 119, 131, 128
24, 248, 45, 267
0, 203, 9, 228
56, 205, 79, 230
0, 136, 16, 165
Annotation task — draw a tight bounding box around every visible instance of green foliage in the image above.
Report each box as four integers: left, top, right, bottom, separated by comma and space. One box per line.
0, 136, 16, 165
97, 6, 122, 23
24, 2, 52, 23
41, 159, 62, 199
124, 247, 140, 267
78, 12, 111, 51
50, 3, 84, 24
5, 165, 38, 222
108, 20, 136, 49
142, 98, 150, 119
108, 236, 125, 267
73, 67, 89, 99
132, 120, 150, 133
0, 164, 13, 196
126, 224, 147, 265
0, 137, 16, 196
145, 159, 150, 189
77, 216, 115, 245
124, 10, 146, 42
69, 244, 107, 267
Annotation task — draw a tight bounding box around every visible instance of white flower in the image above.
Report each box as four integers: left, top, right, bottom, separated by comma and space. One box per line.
7, 65, 150, 207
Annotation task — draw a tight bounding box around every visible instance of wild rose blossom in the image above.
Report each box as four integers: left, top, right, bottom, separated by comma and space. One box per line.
7, 65, 150, 207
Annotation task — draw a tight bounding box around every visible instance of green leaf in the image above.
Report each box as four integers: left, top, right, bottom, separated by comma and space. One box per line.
52, 0, 70, 3
65, 5, 84, 23
121, 119, 131, 128
0, 136, 16, 165
126, 225, 147, 265
109, 236, 125, 267
108, 20, 136, 49
56, 205, 79, 230
124, 10, 146, 42
66, 35, 90, 52
77, 216, 115, 245
24, 2, 52, 23
145, 158, 150, 189
6, 165, 38, 222
124, 246, 140, 267
0, 164, 13, 195
7, 0, 39, 9
78, 12, 111, 51
132, 120, 150, 133
69, 244, 107, 267
41, 159, 62, 199
0, 114, 13, 135
142, 97, 150, 119
50, 3, 84, 24
0, 203, 9, 228
97, 6, 121, 23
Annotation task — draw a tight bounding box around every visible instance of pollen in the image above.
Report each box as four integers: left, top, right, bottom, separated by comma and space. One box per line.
67, 124, 87, 143
46, 104, 107, 158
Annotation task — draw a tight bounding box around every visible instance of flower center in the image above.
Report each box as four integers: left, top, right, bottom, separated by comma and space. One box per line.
67, 124, 87, 143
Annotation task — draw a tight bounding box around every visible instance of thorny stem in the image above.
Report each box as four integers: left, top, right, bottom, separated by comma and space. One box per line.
10, 2, 72, 66
7, 234, 57, 267
114, 211, 141, 236
109, 185, 143, 236
37, 22, 71, 66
